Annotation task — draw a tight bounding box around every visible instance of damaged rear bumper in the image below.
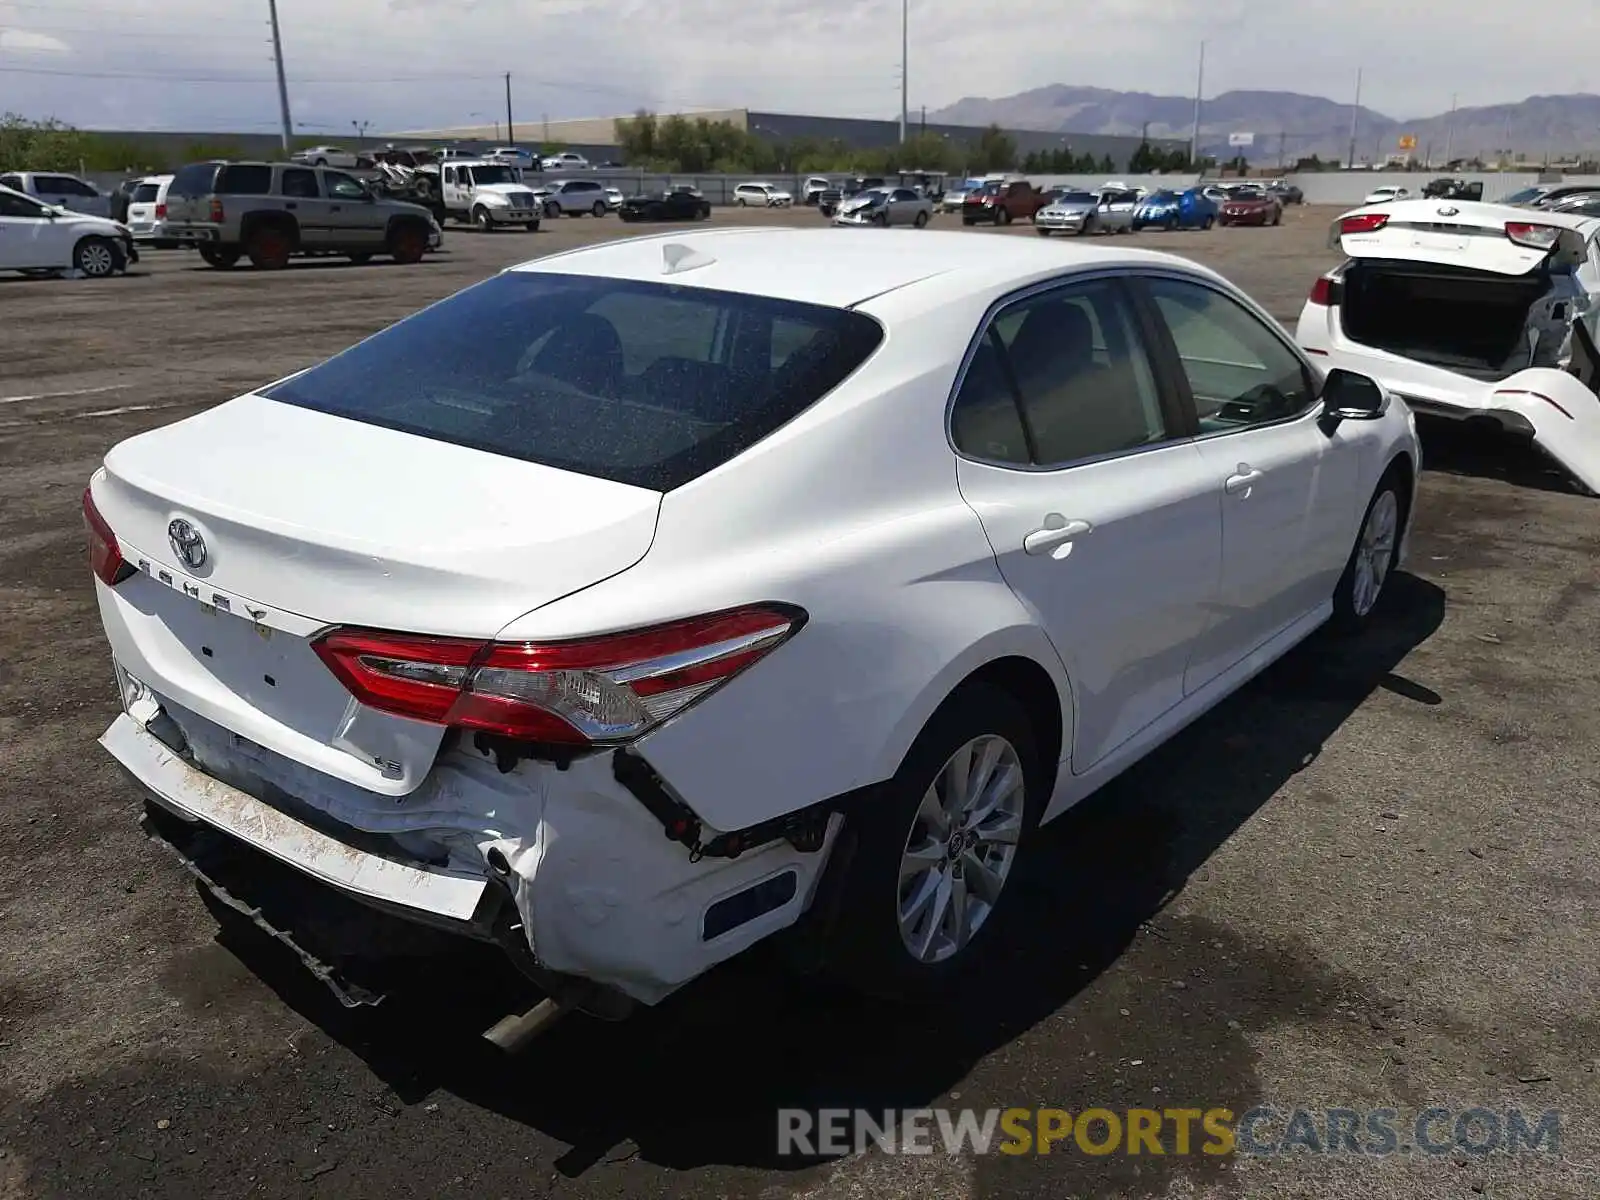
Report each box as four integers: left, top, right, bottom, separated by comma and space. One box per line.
100, 694, 842, 1008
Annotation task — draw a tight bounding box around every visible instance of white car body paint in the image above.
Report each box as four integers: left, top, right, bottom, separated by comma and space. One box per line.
1297, 198, 1600, 492
92, 228, 1420, 1005
0, 184, 131, 274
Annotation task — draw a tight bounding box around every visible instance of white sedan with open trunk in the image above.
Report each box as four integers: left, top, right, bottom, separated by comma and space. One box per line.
1298, 198, 1600, 493
87, 229, 1419, 1032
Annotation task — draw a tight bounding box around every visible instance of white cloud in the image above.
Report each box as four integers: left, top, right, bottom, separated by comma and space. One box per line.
2, 0, 1600, 131
0, 28, 71, 55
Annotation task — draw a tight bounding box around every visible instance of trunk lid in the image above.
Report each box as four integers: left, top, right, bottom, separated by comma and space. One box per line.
94, 392, 662, 796
1334, 198, 1597, 274
98, 393, 662, 637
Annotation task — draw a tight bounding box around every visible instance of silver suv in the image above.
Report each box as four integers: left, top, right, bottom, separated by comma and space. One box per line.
161, 160, 442, 269
537, 178, 610, 218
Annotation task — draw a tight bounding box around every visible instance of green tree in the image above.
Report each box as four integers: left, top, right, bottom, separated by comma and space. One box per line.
970, 124, 1017, 172
1128, 139, 1156, 173
1098, 153, 1116, 173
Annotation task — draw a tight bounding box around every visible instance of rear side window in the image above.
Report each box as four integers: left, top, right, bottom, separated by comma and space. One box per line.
168, 162, 221, 198
217, 165, 272, 194
130, 183, 161, 203
261, 273, 885, 491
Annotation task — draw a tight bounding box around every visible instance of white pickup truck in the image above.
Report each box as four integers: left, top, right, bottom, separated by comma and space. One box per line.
432, 159, 544, 231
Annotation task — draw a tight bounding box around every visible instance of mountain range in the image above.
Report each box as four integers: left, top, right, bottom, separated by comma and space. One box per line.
927, 88, 1600, 165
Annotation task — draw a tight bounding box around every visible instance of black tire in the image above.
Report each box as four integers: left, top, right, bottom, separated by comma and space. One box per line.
347, 252, 373, 265
244, 225, 293, 269
592, 200, 606, 217
1330, 467, 1407, 633
914, 210, 929, 228
698, 204, 711, 220
545, 201, 562, 219
388, 222, 428, 264
1203, 215, 1215, 230
473, 206, 494, 232
73, 236, 120, 278
1165, 215, 1179, 232
736, 197, 747, 207
1080, 216, 1096, 236
524, 221, 540, 232
997, 207, 1012, 226
1036, 228, 1052, 237
314, 158, 328, 167
824, 682, 1044, 1002
198, 245, 241, 269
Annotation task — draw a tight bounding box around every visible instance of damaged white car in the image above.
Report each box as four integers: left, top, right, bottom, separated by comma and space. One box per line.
88, 229, 1419, 1039
1298, 198, 1600, 492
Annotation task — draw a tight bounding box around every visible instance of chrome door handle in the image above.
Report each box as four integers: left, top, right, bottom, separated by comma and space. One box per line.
1023, 516, 1093, 555
1225, 465, 1263, 495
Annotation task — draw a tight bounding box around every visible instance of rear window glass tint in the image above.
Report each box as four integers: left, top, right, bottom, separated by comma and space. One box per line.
130, 183, 161, 203
217, 165, 272, 194
167, 163, 220, 197
261, 272, 884, 491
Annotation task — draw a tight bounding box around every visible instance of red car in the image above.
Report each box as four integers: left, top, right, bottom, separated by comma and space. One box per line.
1217, 188, 1282, 227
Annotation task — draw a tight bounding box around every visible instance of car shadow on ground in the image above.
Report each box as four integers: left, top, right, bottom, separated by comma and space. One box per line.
1414, 414, 1591, 497
16, 576, 1443, 1196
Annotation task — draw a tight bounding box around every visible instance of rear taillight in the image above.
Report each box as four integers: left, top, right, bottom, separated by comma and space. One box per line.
1505, 221, 1561, 250
1339, 212, 1389, 235
83, 486, 134, 586
1309, 276, 1335, 306
208, 198, 224, 223
312, 604, 806, 746
154, 203, 167, 219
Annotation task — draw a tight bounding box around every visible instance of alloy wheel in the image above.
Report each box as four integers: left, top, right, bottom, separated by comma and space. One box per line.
1352, 490, 1399, 616
897, 734, 1025, 964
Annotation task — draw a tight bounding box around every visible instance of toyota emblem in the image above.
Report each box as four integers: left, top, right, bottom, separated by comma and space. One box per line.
167, 519, 207, 570
1437, 205, 1459, 217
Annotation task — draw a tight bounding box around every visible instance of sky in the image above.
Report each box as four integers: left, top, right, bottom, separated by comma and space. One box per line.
2, 0, 1598, 135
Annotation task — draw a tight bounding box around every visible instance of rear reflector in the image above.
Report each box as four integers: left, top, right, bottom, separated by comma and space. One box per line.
1505, 221, 1562, 251
1339, 212, 1390, 235
312, 604, 807, 746
83, 485, 134, 586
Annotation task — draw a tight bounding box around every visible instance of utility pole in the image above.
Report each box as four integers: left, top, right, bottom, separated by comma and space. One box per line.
266, 0, 294, 154
1346, 67, 1362, 168
1189, 40, 1205, 168
920, 104, 926, 137
504, 73, 514, 147
898, 0, 908, 144
1277, 130, 1286, 169
1442, 93, 1457, 166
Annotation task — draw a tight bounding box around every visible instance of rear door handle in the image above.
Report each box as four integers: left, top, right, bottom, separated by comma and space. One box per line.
1023, 516, 1093, 555
1225, 465, 1263, 495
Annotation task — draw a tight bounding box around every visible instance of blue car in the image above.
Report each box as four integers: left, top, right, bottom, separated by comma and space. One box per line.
1130, 187, 1218, 231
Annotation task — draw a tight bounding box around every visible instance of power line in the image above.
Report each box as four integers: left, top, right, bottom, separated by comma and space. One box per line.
0, 64, 510, 84
0, 0, 265, 24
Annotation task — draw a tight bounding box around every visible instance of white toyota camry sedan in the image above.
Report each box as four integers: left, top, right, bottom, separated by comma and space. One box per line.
87, 228, 1420, 1020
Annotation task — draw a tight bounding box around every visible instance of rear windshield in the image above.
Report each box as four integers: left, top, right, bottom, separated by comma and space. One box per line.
167, 162, 222, 198
131, 183, 161, 203
261, 272, 885, 491
1056, 192, 1095, 203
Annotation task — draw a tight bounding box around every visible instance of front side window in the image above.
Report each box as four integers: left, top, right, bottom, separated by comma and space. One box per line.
281, 168, 319, 199
1144, 276, 1316, 432
323, 172, 366, 199
261, 273, 884, 492
0, 191, 47, 218
951, 279, 1171, 468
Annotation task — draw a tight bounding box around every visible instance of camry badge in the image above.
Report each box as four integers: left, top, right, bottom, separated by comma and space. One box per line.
168, 519, 207, 570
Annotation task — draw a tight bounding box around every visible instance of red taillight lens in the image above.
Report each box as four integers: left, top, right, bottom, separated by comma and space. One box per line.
312, 604, 806, 746
208, 198, 224, 223
83, 486, 133, 586
1505, 221, 1561, 250
154, 202, 167, 219
1309, 276, 1334, 305
1339, 212, 1389, 235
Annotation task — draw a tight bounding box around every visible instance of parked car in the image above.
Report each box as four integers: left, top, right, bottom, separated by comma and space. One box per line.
735, 182, 794, 208
818, 177, 886, 217
1130, 187, 1218, 231
1542, 192, 1600, 218
1200, 185, 1231, 205
539, 177, 611, 218
158, 160, 441, 269
1527, 185, 1600, 210
1298, 198, 1600, 493
0, 171, 111, 218
603, 187, 624, 212
486, 147, 538, 168
831, 186, 933, 227
291, 145, 366, 169
124, 175, 174, 246
1265, 181, 1304, 205
940, 179, 984, 213
1362, 186, 1410, 205
1422, 177, 1483, 200
86, 227, 1419, 1024
802, 177, 832, 206
435, 160, 544, 230
1218, 188, 1283, 227
541, 152, 590, 171
617, 188, 712, 222
961, 178, 1049, 226
0, 183, 136, 278
1031, 190, 1103, 237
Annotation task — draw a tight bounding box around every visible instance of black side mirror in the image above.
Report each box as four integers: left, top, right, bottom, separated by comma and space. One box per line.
1321, 368, 1389, 420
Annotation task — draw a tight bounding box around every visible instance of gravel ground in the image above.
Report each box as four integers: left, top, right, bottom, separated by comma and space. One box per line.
2, 205, 1598, 1200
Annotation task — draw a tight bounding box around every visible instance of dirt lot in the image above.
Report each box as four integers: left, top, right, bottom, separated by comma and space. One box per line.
3, 206, 1599, 1200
